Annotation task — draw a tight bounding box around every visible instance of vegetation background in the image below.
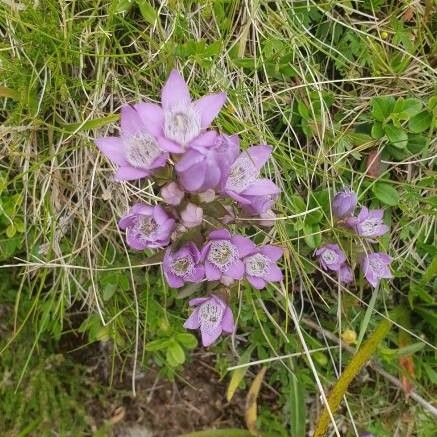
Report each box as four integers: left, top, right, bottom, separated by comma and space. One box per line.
0, 0, 436, 436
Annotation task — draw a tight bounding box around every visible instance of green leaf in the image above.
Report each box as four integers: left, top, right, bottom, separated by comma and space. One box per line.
393, 98, 422, 120
371, 96, 394, 122
407, 134, 427, 154
167, 341, 185, 365
179, 430, 252, 437
62, 114, 119, 133
102, 283, 117, 301
175, 333, 198, 349
371, 122, 384, 139
113, 0, 134, 13
408, 111, 432, 133
372, 182, 400, 206
384, 124, 408, 148
136, 0, 158, 24
289, 373, 306, 437
145, 338, 171, 352
303, 223, 322, 249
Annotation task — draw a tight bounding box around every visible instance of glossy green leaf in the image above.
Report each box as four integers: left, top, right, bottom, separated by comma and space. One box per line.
384, 124, 408, 149
372, 182, 400, 206
371, 96, 394, 122
408, 111, 432, 133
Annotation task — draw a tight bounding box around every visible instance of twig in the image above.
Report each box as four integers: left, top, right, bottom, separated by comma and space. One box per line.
301, 317, 437, 418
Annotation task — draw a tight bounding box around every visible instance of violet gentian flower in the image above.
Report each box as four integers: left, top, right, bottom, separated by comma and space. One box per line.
95, 105, 168, 181
315, 244, 347, 272
183, 295, 235, 347
338, 264, 354, 284
242, 244, 284, 289
332, 187, 357, 218
180, 203, 203, 228
202, 229, 253, 282
138, 69, 226, 153
118, 203, 175, 250
175, 131, 223, 192
361, 252, 393, 288
161, 182, 184, 205
347, 207, 389, 238
163, 243, 205, 288
223, 145, 280, 215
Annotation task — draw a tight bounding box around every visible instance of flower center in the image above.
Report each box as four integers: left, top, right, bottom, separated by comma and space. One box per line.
124, 133, 161, 169
164, 104, 201, 146
245, 253, 271, 277
321, 249, 338, 264
207, 240, 238, 272
134, 216, 157, 239
170, 255, 194, 278
360, 219, 381, 235
225, 155, 257, 192
199, 300, 224, 333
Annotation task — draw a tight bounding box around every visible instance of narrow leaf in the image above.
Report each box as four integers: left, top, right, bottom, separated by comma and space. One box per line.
245, 367, 267, 436
289, 372, 306, 437
226, 347, 254, 402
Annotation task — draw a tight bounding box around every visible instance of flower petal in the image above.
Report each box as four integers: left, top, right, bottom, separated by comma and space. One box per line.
205, 260, 221, 281
95, 137, 127, 165
225, 260, 245, 279
209, 229, 231, 240
157, 136, 184, 153
120, 105, 143, 137
221, 307, 235, 333
134, 102, 164, 137
261, 245, 283, 261
189, 130, 218, 148
161, 69, 191, 109
113, 166, 150, 181
264, 264, 283, 282
175, 150, 204, 172
201, 325, 222, 347
188, 297, 209, 306
241, 179, 280, 196
194, 93, 227, 129
246, 145, 272, 170
231, 235, 256, 257
247, 276, 266, 289
184, 309, 201, 329
165, 271, 185, 288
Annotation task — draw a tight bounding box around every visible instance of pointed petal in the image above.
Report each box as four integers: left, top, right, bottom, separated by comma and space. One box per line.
113, 166, 150, 181
209, 229, 231, 240
231, 235, 256, 257
221, 307, 235, 333
264, 264, 283, 282
245, 145, 272, 170
161, 69, 191, 109
134, 102, 164, 137
241, 179, 280, 196
247, 275, 266, 290
120, 105, 143, 137
225, 260, 245, 279
95, 137, 127, 165
194, 93, 227, 129
157, 136, 184, 153
261, 245, 283, 261
189, 130, 218, 148
184, 309, 201, 329
205, 261, 221, 281
201, 325, 222, 347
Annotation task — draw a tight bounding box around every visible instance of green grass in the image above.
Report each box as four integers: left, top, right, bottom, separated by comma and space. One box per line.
1, 0, 436, 435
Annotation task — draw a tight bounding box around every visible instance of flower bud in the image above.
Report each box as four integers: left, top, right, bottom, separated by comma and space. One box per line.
180, 203, 203, 228
198, 189, 216, 203
259, 209, 276, 227
161, 182, 184, 206
332, 187, 357, 218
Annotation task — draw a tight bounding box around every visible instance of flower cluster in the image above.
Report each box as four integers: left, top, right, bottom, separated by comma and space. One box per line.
315, 187, 392, 288
95, 70, 283, 346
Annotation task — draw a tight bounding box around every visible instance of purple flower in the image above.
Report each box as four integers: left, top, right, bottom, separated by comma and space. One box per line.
163, 243, 205, 288
347, 207, 389, 238
315, 244, 347, 272
223, 145, 280, 215
332, 187, 357, 218
183, 295, 235, 347
201, 229, 253, 283
243, 244, 284, 290
180, 203, 203, 228
175, 131, 222, 192
95, 105, 168, 181
361, 252, 393, 288
338, 264, 354, 284
136, 69, 226, 153
161, 182, 184, 205
118, 203, 175, 250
